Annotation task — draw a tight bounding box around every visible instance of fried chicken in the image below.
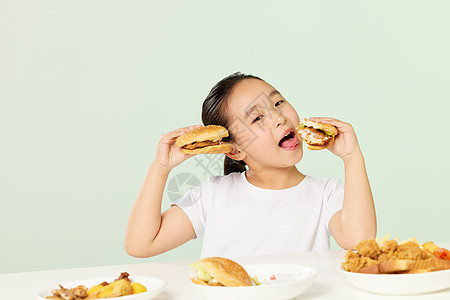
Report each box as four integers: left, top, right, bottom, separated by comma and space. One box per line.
397, 241, 430, 260
342, 249, 378, 272
381, 240, 398, 257
354, 239, 381, 260
342, 237, 440, 273
47, 284, 87, 300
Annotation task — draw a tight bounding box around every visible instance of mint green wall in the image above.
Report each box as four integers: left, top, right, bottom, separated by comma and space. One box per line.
1, 1, 449, 273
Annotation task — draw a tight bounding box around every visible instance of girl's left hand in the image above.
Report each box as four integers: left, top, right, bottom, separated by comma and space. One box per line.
309, 117, 361, 160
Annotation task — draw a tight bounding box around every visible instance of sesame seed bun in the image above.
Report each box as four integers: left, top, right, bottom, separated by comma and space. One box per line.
175, 125, 231, 154
192, 257, 253, 287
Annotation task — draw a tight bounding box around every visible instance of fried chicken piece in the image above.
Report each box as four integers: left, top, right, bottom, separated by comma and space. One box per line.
397, 241, 430, 260
381, 240, 398, 255
378, 239, 399, 261
377, 253, 389, 262
341, 250, 378, 272
48, 284, 88, 300
342, 250, 362, 272
354, 239, 381, 260
117, 272, 130, 282
70, 285, 88, 298
49, 285, 76, 300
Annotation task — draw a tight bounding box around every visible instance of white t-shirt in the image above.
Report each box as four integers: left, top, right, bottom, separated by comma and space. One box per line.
172, 171, 344, 258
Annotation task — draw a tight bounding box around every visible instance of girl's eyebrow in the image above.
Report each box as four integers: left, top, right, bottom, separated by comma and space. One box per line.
245, 104, 258, 119
269, 89, 281, 97
244, 90, 281, 119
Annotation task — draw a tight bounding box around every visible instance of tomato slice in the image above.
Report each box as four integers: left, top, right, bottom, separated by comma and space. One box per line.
434, 248, 450, 260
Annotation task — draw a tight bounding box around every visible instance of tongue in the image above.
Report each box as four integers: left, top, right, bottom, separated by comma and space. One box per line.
280, 135, 298, 148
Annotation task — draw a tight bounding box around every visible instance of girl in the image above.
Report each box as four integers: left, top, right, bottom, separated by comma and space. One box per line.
125, 72, 376, 258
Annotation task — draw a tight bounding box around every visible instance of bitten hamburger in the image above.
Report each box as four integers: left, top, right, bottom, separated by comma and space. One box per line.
190, 257, 253, 287
296, 118, 338, 150
175, 125, 232, 154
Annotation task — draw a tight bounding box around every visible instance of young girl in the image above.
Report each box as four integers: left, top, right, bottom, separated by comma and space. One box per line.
125, 72, 376, 259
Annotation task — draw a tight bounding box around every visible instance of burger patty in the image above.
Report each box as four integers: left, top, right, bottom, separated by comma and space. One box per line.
182, 140, 221, 150
299, 128, 333, 146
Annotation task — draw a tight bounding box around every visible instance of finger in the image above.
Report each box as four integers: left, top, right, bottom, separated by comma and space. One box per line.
183, 153, 198, 159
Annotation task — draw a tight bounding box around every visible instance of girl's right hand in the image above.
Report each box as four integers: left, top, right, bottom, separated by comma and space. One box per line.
154, 125, 203, 171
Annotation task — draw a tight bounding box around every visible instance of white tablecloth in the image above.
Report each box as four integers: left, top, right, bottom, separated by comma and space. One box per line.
1, 243, 449, 300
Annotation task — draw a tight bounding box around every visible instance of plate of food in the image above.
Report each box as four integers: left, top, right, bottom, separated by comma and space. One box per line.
37, 272, 165, 300
189, 257, 318, 300
339, 234, 450, 295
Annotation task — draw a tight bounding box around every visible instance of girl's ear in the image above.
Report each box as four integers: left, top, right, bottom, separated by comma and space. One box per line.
225, 145, 246, 161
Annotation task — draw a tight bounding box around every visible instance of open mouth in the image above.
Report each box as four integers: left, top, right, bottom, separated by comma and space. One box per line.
278, 130, 299, 149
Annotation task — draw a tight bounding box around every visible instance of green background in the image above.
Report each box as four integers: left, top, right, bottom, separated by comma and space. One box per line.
1, 0, 449, 274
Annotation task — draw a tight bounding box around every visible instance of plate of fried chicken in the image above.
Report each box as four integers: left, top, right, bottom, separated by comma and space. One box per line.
339, 235, 450, 295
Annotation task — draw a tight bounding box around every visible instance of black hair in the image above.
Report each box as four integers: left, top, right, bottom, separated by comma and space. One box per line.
201, 71, 264, 175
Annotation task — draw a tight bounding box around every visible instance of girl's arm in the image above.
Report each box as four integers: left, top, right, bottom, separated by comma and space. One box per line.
124, 125, 202, 257
309, 117, 377, 250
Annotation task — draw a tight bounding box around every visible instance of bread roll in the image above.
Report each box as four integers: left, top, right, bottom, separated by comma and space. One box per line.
191, 257, 253, 287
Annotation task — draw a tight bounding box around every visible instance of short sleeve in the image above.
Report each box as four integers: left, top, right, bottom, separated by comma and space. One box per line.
322, 178, 345, 234
171, 178, 209, 239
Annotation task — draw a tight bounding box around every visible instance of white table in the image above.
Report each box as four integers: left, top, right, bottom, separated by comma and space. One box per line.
2, 243, 449, 300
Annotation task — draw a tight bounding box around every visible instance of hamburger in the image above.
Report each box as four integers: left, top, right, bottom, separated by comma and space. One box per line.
175, 125, 232, 154
190, 257, 253, 287
296, 118, 338, 150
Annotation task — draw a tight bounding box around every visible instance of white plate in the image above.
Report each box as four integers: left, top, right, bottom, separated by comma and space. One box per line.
190, 264, 318, 300
338, 267, 450, 295
37, 276, 165, 300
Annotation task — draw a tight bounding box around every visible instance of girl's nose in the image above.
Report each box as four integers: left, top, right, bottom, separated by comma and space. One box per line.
274, 111, 286, 128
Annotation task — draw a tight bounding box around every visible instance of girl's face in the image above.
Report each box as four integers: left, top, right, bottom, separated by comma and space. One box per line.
226, 79, 303, 170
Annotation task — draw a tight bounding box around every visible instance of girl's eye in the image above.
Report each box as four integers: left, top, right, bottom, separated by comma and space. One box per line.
275, 100, 284, 107
252, 115, 263, 123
